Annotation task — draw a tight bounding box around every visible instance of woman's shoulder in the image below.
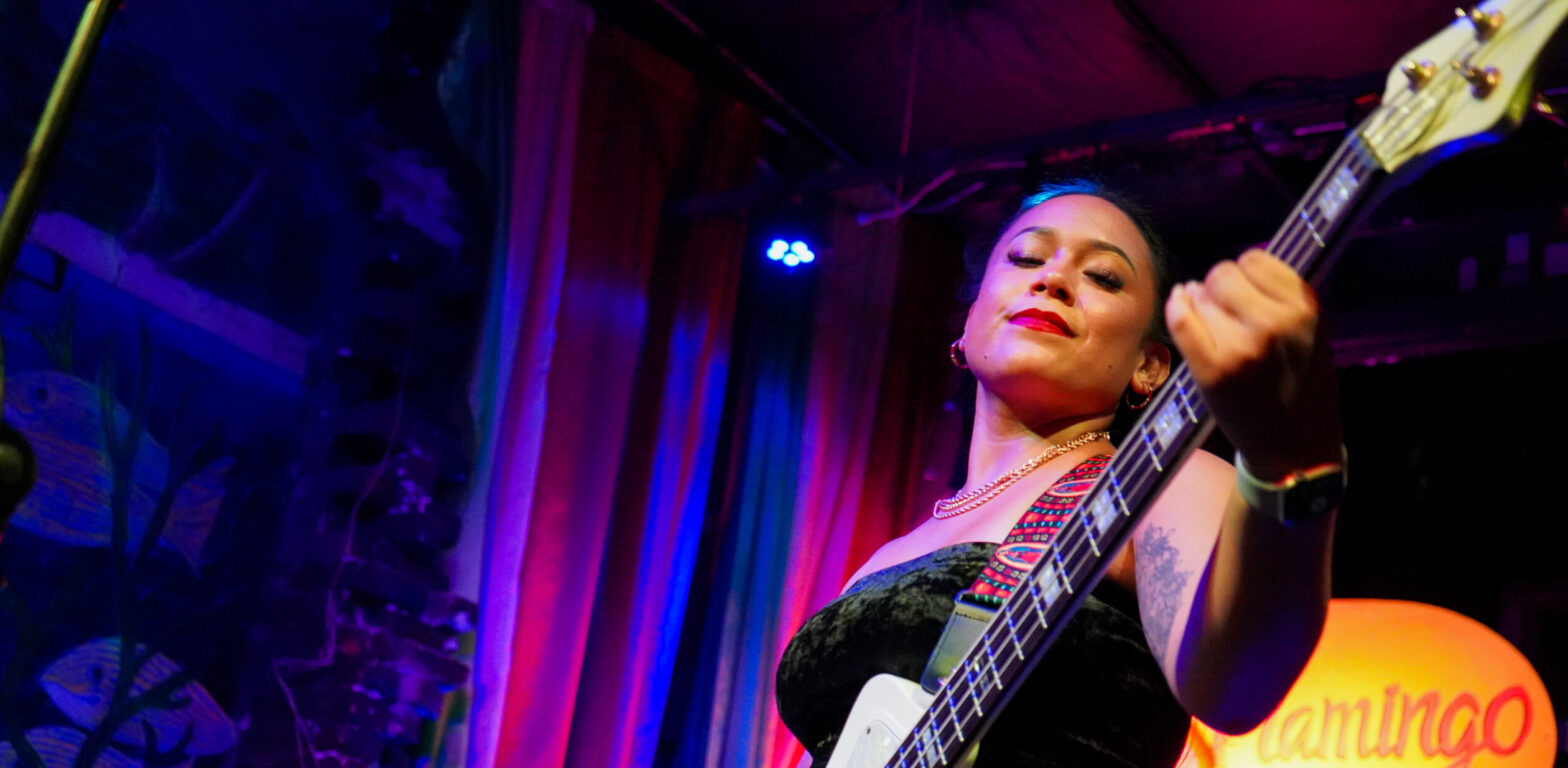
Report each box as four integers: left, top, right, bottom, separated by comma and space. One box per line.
840, 529, 928, 593
1173, 448, 1235, 483
1143, 448, 1235, 525
839, 519, 994, 595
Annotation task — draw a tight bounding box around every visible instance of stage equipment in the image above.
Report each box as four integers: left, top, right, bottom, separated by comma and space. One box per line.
767, 238, 816, 267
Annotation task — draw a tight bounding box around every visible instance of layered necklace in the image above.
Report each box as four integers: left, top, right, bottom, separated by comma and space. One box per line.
931, 430, 1110, 519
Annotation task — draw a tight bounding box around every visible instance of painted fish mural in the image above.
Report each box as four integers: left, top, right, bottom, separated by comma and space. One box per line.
39, 637, 237, 757
0, 726, 175, 768
1, 370, 231, 570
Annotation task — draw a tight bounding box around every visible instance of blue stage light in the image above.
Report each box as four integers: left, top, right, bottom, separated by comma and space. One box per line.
766, 238, 816, 268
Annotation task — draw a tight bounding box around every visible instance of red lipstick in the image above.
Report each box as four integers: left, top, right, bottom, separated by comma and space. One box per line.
1010, 309, 1073, 337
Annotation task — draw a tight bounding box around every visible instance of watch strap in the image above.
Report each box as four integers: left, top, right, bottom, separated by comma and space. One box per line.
1235, 446, 1347, 524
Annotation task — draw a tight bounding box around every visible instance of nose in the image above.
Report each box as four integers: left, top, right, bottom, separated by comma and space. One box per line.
1032, 254, 1073, 305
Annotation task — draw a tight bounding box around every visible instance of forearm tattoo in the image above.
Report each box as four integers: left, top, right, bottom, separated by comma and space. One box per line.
1135, 525, 1191, 661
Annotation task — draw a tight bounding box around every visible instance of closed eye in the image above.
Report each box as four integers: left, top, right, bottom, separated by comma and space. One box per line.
1087, 270, 1124, 290
1007, 253, 1044, 267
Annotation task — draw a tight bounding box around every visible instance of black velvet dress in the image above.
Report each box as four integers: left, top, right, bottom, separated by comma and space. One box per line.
775, 542, 1190, 767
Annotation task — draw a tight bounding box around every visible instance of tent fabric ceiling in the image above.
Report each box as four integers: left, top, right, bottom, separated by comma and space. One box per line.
661, 0, 1474, 163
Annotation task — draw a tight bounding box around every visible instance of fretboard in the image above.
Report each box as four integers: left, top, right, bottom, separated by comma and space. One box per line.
883, 134, 1385, 768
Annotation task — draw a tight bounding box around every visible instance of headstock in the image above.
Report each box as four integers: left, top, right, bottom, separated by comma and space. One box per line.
1362, 0, 1568, 173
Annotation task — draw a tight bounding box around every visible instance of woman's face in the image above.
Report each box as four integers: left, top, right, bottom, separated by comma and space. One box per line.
963, 193, 1167, 421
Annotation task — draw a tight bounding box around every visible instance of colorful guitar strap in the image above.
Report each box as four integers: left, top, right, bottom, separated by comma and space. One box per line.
919, 454, 1111, 692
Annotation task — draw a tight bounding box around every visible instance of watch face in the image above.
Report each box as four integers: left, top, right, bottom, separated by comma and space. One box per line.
1281, 472, 1344, 524
1234, 451, 1345, 525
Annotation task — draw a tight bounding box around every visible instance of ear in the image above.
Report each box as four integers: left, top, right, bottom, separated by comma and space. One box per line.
1132, 340, 1171, 393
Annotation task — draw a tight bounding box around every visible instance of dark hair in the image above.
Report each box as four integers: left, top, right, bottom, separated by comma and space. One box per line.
959, 178, 1174, 347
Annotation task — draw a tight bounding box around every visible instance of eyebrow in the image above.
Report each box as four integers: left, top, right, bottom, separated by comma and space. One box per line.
1016, 226, 1137, 275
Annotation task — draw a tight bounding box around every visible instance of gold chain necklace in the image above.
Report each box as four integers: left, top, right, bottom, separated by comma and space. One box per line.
931, 430, 1109, 519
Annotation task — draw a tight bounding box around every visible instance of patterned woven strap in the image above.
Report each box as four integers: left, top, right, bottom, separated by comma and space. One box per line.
920, 455, 1113, 692
960, 454, 1111, 606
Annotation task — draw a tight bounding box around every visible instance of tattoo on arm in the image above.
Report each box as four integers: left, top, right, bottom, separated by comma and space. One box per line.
1135, 525, 1191, 661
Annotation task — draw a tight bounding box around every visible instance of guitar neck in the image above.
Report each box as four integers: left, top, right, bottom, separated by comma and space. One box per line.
886, 134, 1385, 768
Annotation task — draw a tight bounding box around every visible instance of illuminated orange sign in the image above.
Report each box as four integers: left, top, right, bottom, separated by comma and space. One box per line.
1181, 599, 1555, 768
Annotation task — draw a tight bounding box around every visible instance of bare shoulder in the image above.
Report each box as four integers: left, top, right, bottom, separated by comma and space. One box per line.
841, 530, 920, 594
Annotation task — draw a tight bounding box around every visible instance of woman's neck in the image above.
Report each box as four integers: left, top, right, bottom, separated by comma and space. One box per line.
965, 388, 1113, 493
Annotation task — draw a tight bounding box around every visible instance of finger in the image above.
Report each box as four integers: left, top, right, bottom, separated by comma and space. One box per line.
1201, 260, 1274, 325
1165, 282, 1214, 361
1204, 257, 1317, 340
1168, 281, 1251, 377
1235, 249, 1316, 310
1184, 279, 1253, 353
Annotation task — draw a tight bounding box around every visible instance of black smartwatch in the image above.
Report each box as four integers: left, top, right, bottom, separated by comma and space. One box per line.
1234, 447, 1346, 525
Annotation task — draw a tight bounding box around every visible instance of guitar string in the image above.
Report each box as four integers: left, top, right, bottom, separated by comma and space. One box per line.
892, 59, 1461, 763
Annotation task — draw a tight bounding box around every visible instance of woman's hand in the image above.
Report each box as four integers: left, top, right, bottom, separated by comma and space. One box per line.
1165, 249, 1342, 480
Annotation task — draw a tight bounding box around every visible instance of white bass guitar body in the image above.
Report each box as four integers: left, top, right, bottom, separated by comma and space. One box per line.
823, 674, 976, 768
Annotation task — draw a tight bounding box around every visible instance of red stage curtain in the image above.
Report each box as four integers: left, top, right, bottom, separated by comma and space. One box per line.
765, 211, 969, 767
471, 13, 761, 768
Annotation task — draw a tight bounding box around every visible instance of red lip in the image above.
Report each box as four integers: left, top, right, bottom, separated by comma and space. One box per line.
1010, 309, 1074, 337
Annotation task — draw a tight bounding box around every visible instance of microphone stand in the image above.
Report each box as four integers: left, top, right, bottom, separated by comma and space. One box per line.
0, 0, 124, 539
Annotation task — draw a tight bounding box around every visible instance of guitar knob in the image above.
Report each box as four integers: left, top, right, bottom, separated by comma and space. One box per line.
1454, 6, 1504, 40
1401, 59, 1436, 89
1452, 61, 1501, 98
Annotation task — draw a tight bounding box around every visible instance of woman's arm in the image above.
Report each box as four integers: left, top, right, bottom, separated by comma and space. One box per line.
1135, 249, 1342, 734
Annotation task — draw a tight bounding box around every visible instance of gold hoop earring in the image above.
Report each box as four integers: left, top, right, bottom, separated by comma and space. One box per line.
949, 339, 969, 370
1126, 386, 1154, 410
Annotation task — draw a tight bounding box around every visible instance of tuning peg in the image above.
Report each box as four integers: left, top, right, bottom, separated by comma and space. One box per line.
1533, 94, 1565, 126
1401, 60, 1437, 90
1455, 6, 1504, 40
1452, 60, 1501, 97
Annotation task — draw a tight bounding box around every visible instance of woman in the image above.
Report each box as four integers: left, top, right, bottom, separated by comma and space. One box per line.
776, 180, 1343, 767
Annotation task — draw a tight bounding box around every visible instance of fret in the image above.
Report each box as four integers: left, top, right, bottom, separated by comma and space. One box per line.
1138, 426, 1162, 471
1296, 208, 1326, 248
1050, 546, 1073, 595
915, 724, 938, 767
1079, 510, 1102, 557
1025, 579, 1050, 625
981, 638, 1003, 688
1002, 611, 1026, 660
1109, 469, 1130, 517
935, 693, 960, 741
965, 667, 985, 717
1173, 379, 1200, 422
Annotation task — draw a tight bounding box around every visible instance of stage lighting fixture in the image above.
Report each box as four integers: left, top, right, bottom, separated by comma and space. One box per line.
767, 238, 815, 268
